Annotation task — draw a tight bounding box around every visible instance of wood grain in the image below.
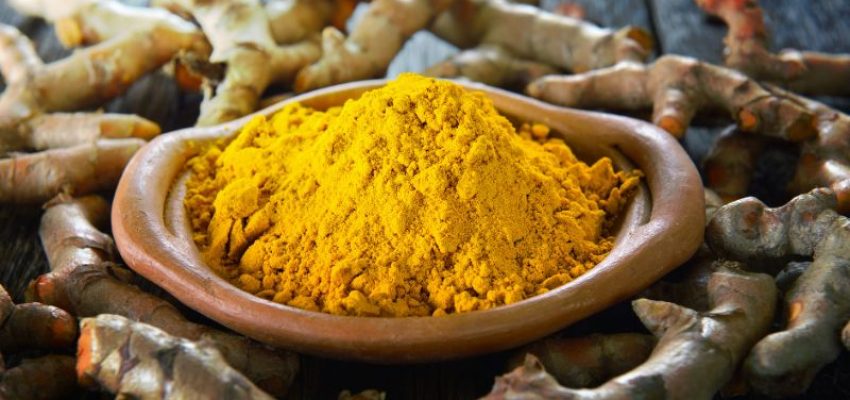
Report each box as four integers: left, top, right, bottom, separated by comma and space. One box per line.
651, 0, 850, 58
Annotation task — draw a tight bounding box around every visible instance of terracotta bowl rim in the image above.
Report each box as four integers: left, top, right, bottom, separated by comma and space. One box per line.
112, 79, 705, 363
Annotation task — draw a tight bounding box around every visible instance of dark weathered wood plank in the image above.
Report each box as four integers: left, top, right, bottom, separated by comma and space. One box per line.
0, 4, 60, 303
650, 0, 850, 61
542, 0, 656, 40
0, 206, 47, 302
648, 0, 722, 60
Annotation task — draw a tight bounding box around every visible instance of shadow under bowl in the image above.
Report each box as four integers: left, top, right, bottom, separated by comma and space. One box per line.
112, 80, 705, 363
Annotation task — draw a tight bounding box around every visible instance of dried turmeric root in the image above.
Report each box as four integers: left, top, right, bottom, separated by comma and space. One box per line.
0, 284, 77, 352
153, 0, 321, 125
527, 55, 816, 140
0, 23, 164, 153
10, 0, 214, 91
702, 126, 767, 203
0, 2, 195, 142
707, 188, 850, 397
424, 44, 557, 90
0, 355, 77, 400
786, 94, 850, 214
33, 195, 299, 397
504, 191, 726, 393
0, 13, 204, 202
507, 333, 655, 389
425, 0, 652, 90
0, 285, 78, 400
640, 248, 719, 311
430, 0, 650, 72
0, 139, 144, 204
483, 268, 776, 399
294, 0, 454, 92
702, 86, 850, 212
9, 0, 204, 48
77, 314, 274, 400
696, 0, 850, 96
266, 0, 358, 45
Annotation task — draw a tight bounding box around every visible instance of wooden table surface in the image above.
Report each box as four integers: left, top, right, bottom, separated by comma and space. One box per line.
1, 1, 849, 399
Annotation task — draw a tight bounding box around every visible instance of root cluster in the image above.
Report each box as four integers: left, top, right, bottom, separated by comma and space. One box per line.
0, 1, 849, 398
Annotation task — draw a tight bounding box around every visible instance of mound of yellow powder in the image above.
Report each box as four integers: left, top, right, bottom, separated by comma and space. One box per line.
184, 73, 640, 317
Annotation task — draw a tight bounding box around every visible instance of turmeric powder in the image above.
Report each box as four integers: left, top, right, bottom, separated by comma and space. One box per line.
184, 73, 640, 317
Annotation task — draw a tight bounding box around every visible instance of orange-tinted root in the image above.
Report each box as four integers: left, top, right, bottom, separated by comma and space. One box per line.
508, 333, 655, 388
295, 0, 453, 92
0, 283, 77, 352
0, 19, 194, 149
0, 20, 173, 204
703, 126, 767, 203
696, 0, 850, 96
0, 139, 144, 204
526, 56, 815, 140
425, 44, 558, 90
152, 0, 321, 125
0, 355, 78, 400
34, 196, 299, 397
707, 189, 850, 397
265, 0, 349, 44
0, 303, 77, 351
483, 269, 776, 399
430, 0, 650, 73
783, 92, 850, 214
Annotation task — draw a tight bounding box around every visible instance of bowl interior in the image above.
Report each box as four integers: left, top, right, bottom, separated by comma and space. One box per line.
113, 80, 704, 363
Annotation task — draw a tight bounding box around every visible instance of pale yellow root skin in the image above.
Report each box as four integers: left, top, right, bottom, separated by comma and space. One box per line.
0, 139, 144, 204
198, 38, 321, 125
0, 20, 166, 204
294, 0, 454, 92
430, 0, 651, 72
0, 17, 192, 156
9, 0, 203, 48
155, 0, 322, 125
424, 44, 558, 89
265, 0, 336, 44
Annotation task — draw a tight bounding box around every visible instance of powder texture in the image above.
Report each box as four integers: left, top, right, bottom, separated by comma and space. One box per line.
184, 73, 640, 317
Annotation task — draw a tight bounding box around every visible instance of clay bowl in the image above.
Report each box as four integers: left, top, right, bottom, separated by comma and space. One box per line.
113, 79, 704, 363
